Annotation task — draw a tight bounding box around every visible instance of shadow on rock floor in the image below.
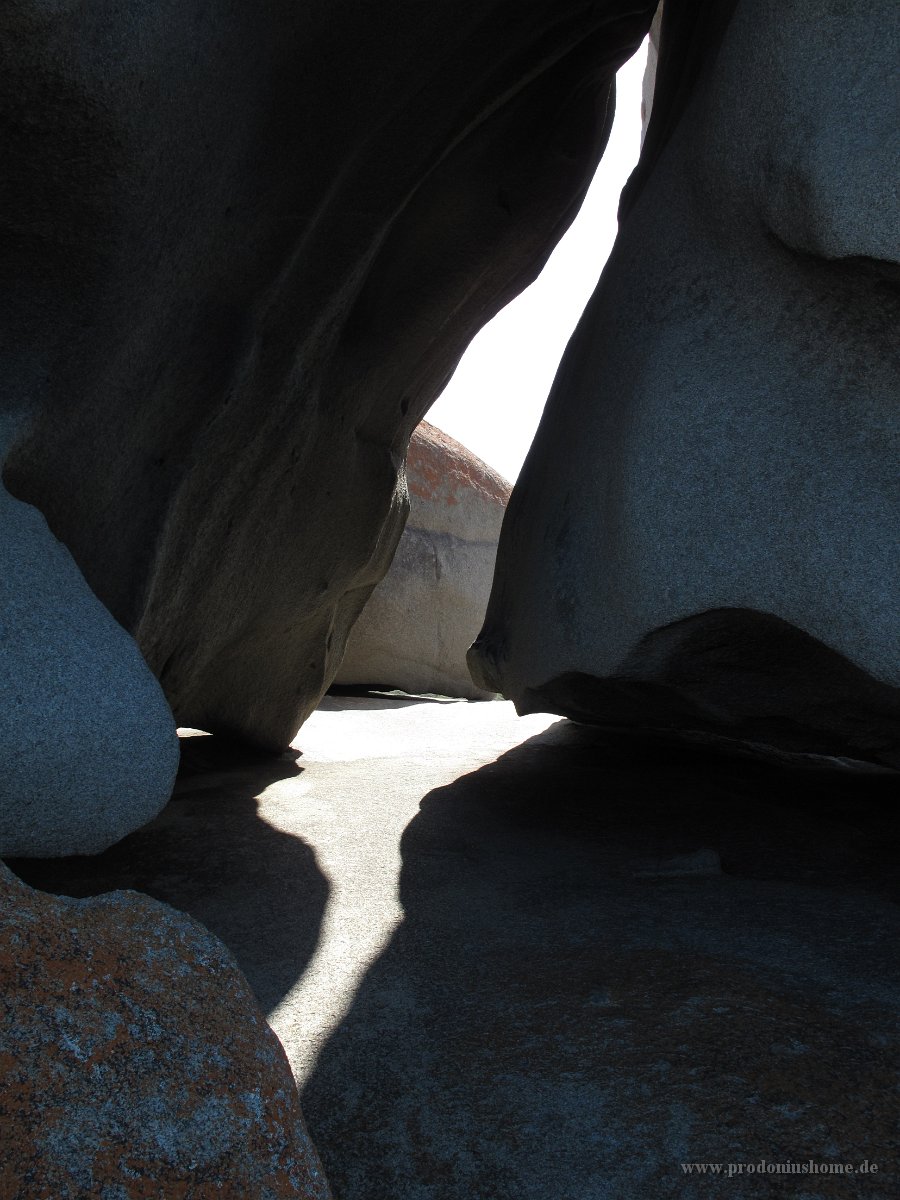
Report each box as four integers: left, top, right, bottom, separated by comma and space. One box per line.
7, 733, 329, 1013
301, 722, 900, 1200
6, 711, 899, 1199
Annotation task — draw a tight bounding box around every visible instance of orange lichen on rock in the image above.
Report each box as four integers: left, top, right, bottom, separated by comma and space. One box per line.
0, 862, 330, 1200
407, 422, 511, 509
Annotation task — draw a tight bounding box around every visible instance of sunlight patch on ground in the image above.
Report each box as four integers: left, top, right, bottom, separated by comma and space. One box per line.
263, 698, 557, 1084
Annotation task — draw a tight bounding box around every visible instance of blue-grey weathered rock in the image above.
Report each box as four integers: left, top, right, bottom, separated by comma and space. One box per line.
335, 422, 510, 699
471, 0, 900, 765
0, 465, 178, 858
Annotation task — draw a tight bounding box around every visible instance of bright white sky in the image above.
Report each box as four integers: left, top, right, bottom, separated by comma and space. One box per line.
427, 39, 648, 483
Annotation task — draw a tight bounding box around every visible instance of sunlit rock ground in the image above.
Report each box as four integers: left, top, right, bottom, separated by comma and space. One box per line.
10, 697, 900, 1199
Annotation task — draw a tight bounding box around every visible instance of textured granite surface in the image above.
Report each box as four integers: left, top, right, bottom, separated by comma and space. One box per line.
0, 862, 330, 1199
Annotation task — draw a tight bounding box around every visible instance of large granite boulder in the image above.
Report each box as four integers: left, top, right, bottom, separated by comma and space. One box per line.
1, 0, 656, 752
471, 0, 900, 765
335, 422, 510, 700
0, 861, 330, 1199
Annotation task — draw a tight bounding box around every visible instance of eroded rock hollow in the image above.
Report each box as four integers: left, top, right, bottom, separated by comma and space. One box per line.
1, 0, 655, 759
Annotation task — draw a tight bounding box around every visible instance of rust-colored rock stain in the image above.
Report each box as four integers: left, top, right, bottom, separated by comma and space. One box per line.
0, 863, 330, 1200
407, 422, 511, 508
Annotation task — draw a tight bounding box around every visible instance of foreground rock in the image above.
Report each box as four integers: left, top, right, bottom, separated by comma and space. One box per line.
335, 422, 510, 699
471, 0, 900, 764
1, 0, 655, 751
0, 862, 330, 1199
0, 475, 178, 858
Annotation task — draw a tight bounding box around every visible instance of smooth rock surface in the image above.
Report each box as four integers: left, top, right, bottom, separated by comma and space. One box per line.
11, 699, 900, 1199
1, 0, 655, 750
0, 479, 178, 858
335, 422, 510, 699
471, 0, 900, 764
0, 862, 330, 1199
640, 2, 663, 133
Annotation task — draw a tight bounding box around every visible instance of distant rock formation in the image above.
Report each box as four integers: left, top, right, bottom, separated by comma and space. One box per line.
0, 862, 331, 1198
335, 422, 510, 700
